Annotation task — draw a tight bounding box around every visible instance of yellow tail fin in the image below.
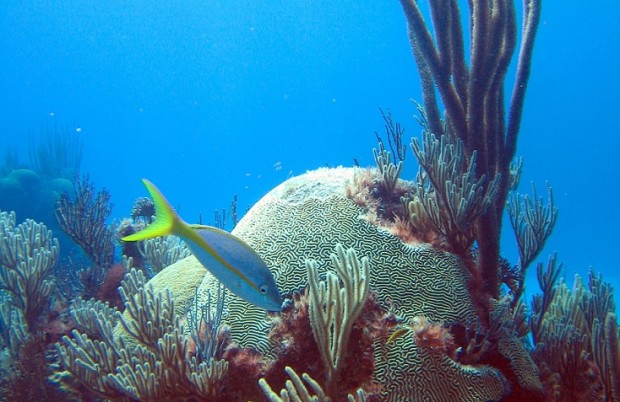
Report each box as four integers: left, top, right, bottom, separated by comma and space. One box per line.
122, 179, 180, 242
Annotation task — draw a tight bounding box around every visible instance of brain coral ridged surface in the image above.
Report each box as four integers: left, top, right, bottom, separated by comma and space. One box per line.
231, 167, 478, 325
380, 336, 506, 401
189, 167, 507, 400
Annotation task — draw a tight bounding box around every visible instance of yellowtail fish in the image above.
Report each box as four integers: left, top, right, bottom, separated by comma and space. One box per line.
122, 179, 282, 312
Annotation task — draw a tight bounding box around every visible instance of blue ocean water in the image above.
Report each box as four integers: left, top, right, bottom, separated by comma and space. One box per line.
1, 0, 619, 308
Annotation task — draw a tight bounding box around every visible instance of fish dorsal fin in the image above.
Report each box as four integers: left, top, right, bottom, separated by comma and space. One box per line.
188, 224, 265, 261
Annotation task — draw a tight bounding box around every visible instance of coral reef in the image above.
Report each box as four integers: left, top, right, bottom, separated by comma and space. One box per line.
0, 127, 82, 263
131, 167, 522, 400
259, 366, 368, 402
0, 210, 57, 330
382, 334, 507, 401
530, 255, 620, 401
7, 0, 613, 399
43, 166, 619, 401
55, 267, 228, 400
398, 0, 542, 298
0, 169, 73, 227
0, 210, 69, 400
306, 244, 370, 397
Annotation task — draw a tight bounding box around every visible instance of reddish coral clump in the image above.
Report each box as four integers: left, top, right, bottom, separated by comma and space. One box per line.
96, 262, 126, 309
388, 215, 421, 245
264, 291, 324, 391
411, 316, 456, 357
345, 168, 375, 209
220, 344, 268, 400
215, 290, 396, 400
265, 290, 395, 400
337, 292, 397, 398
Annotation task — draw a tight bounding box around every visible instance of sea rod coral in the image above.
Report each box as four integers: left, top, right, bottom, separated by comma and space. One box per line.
398, 0, 542, 298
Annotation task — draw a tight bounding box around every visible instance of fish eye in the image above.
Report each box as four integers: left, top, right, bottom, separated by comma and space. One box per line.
260, 286, 267, 294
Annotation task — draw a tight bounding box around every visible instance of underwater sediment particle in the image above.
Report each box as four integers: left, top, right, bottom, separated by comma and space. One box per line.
133, 167, 507, 400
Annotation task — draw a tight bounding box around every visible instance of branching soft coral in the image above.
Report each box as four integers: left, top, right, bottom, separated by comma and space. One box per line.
264, 290, 392, 401
55, 267, 229, 401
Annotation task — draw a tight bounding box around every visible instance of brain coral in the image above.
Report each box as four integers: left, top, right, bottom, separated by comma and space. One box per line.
137, 167, 508, 401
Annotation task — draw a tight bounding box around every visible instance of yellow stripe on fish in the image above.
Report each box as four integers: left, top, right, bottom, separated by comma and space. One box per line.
122, 179, 282, 311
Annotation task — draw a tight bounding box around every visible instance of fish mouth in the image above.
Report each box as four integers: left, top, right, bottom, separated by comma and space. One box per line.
265, 300, 284, 312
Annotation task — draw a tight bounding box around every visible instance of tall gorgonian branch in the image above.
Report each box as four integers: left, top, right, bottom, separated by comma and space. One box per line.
411, 130, 500, 254
508, 183, 558, 303
399, 0, 542, 297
